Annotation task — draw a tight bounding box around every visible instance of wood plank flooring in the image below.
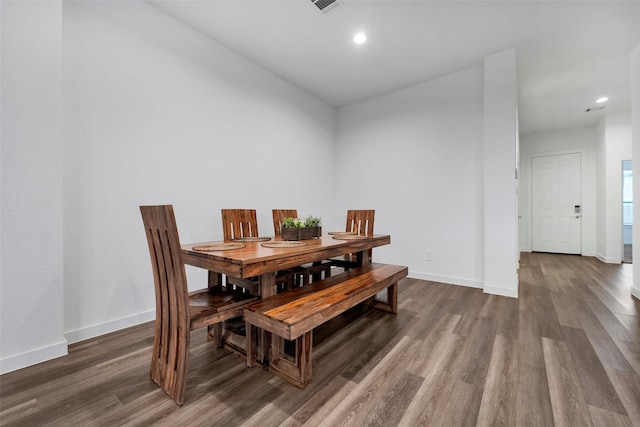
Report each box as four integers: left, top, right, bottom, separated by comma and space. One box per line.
1, 252, 639, 426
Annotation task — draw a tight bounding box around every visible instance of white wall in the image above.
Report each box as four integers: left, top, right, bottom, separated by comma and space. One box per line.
596, 119, 607, 258
0, 1, 67, 373
596, 113, 632, 263
632, 40, 640, 300
3, 0, 605, 373
1, 1, 336, 373
519, 126, 598, 256
61, 1, 336, 344
483, 49, 519, 298
336, 67, 486, 289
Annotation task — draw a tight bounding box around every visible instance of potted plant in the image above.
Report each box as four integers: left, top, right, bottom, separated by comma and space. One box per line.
281, 215, 322, 240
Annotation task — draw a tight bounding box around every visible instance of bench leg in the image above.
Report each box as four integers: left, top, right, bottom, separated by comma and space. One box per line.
371, 282, 398, 314
269, 332, 313, 388
245, 321, 257, 367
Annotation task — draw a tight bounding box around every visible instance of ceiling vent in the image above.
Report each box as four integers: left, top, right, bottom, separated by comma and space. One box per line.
585, 106, 606, 113
310, 0, 343, 14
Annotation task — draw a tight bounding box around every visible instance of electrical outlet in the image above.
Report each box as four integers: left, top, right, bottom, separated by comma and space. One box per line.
426, 252, 432, 261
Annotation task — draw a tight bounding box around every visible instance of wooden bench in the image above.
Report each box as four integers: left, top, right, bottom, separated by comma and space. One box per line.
243, 262, 408, 387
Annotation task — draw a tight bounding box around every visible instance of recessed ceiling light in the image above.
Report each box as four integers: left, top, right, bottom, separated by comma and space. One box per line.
354, 33, 367, 44
596, 97, 609, 103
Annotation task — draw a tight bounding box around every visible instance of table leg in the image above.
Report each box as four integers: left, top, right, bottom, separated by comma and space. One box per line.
257, 272, 276, 364
208, 271, 223, 289
207, 271, 223, 343
357, 249, 371, 266
260, 272, 276, 298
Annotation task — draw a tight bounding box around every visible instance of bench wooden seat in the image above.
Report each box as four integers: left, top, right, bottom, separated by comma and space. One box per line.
243, 262, 408, 387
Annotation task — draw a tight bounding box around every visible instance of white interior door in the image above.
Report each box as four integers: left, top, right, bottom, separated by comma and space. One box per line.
531, 153, 581, 254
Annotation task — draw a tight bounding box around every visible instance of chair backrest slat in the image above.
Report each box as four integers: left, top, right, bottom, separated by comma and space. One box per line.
272, 209, 298, 237
140, 205, 190, 378
346, 210, 375, 236
221, 209, 259, 240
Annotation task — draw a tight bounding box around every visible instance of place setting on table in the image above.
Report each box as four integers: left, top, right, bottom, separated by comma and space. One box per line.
191, 242, 246, 252
327, 231, 370, 240
190, 233, 373, 253
228, 236, 311, 248
190, 237, 309, 252
190, 236, 274, 253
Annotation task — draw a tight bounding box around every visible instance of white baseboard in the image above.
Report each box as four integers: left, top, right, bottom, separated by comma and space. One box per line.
632, 286, 640, 301
483, 283, 518, 298
0, 339, 68, 375
408, 271, 483, 289
595, 253, 621, 264
64, 310, 155, 344
409, 271, 518, 298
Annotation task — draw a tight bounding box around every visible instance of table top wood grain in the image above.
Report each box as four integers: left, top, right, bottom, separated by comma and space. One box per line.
181, 234, 390, 279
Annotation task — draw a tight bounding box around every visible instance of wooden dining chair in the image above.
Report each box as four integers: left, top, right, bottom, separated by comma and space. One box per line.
272, 209, 298, 237
272, 209, 332, 288
330, 209, 375, 270
219, 209, 265, 294
346, 209, 375, 236
221, 208, 260, 240
140, 205, 256, 405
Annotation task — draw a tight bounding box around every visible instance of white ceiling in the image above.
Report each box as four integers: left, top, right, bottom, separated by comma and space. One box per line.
149, 0, 640, 135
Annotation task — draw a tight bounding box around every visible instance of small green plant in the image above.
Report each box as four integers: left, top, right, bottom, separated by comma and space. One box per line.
282, 216, 322, 228
303, 215, 321, 227
282, 217, 303, 228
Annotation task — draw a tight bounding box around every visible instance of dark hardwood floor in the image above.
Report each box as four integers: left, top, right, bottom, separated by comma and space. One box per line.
1, 253, 639, 426
624, 244, 633, 264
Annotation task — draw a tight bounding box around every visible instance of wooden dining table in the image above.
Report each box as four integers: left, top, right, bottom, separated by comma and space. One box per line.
181, 233, 391, 362
181, 233, 391, 299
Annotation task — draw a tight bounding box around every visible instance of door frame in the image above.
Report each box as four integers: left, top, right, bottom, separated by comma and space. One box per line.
622, 159, 632, 263
524, 148, 588, 254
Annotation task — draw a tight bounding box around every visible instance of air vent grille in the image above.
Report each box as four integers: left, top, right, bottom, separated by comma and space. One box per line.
585, 106, 606, 113
310, 0, 342, 14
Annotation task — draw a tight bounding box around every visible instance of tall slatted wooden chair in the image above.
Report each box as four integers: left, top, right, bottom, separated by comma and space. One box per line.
271, 209, 302, 291
330, 209, 375, 270
221, 208, 260, 241
272, 209, 332, 288
140, 205, 256, 405
272, 209, 298, 237
220, 209, 263, 294
346, 209, 375, 236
